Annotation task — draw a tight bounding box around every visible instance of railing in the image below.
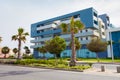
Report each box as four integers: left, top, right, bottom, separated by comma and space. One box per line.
37, 24, 52, 30
30, 37, 52, 43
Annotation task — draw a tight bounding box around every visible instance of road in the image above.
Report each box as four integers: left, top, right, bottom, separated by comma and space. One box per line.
0, 64, 120, 80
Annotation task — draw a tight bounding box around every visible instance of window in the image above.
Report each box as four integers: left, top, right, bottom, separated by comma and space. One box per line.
86, 29, 88, 32
94, 20, 98, 25
41, 30, 44, 32
37, 31, 40, 33
102, 32, 105, 35
73, 14, 80, 18
86, 37, 88, 40
37, 25, 40, 27
93, 12, 97, 17
80, 30, 82, 33
106, 16, 109, 21
41, 41, 45, 44
41, 35, 44, 38
40, 24, 44, 26
102, 25, 104, 28
81, 38, 83, 41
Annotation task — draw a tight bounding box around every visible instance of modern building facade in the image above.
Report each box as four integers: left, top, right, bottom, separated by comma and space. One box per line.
106, 28, 120, 58
31, 7, 111, 58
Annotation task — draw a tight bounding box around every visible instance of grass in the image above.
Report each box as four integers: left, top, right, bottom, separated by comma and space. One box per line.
0, 58, 119, 71
0, 59, 91, 71
78, 58, 120, 63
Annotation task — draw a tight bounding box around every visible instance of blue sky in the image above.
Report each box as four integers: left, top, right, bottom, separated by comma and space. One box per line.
0, 0, 120, 50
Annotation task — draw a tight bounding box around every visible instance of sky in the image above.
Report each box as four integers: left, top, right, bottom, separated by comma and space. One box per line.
0, 0, 120, 51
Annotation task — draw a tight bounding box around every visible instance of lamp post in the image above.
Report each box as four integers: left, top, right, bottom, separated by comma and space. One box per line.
109, 31, 114, 63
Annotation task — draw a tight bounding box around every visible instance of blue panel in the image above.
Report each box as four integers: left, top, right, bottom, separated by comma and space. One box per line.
98, 50, 107, 58
33, 49, 39, 58
31, 7, 99, 37
111, 31, 120, 58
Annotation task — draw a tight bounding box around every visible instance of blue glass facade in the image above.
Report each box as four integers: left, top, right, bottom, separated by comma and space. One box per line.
111, 31, 120, 58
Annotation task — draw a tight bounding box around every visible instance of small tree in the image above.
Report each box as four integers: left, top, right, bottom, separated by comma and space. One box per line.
12, 28, 29, 59
24, 46, 31, 54
1, 46, 10, 58
45, 36, 66, 65
13, 48, 18, 54
37, 46, 47, 59
87, 38, 107, 62
12, 48, 18, 58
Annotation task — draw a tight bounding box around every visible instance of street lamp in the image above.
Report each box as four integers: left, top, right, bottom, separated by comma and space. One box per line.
109, 31, 114, 63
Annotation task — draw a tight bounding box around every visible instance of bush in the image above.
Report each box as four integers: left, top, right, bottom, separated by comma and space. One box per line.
22, 54, 34, 59
8, 55, 15, 59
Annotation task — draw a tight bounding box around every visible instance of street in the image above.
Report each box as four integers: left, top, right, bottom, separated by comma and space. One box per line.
0, 64, 120, 80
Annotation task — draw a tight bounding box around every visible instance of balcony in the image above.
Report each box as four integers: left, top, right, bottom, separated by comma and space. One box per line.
30, 39, 91, 49
61, 19, 70, 24
37, 24, 52, 31
31, 37, 52, 43
30, 44, 43, 48
65, 39, 91, 46
75, 30, 99, 37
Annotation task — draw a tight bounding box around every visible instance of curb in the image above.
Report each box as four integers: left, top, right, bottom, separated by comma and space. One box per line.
0, 64, 83, 72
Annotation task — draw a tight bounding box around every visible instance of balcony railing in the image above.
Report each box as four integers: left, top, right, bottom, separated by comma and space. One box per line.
31, 37, 52, 43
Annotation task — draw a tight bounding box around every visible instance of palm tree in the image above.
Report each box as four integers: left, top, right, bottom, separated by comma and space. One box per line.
24, 46, 31, 54
12, 48, 18, 54
12, 48, 18, 58
60, 17, 84, 66
69, 38, 81, 50
12, 28, 29, 59
1, 46, 10, 58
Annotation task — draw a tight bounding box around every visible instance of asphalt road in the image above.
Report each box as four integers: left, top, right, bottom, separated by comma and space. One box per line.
0, 64, 120, 80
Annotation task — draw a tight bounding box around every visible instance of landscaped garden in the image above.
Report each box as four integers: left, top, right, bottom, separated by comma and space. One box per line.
0, 17, 120, 72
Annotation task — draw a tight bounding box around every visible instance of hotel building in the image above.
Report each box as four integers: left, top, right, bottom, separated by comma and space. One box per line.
31, 7, 113, 58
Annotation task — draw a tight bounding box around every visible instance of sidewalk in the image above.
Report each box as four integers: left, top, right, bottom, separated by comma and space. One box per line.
84, 67, 120, 77
83, 62, 120, 77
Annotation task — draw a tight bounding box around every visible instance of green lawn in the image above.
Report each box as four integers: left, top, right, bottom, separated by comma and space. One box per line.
77, 58, 120, 63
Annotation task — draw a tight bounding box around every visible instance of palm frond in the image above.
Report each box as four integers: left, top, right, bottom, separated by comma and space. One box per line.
0, 36, 2, 42
18, 28, 24, 35
74, 27, 79, 33
75, 20, 85, 30
20, 36, 26, 43
12, 35, 18, 40
60, 23, 68, 33
23, 32, 29, 36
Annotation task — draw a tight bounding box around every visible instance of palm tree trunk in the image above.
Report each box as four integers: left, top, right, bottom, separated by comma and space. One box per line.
69, 31, 76, 66
18, 39, 21, 59
96, 53, 99, 62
